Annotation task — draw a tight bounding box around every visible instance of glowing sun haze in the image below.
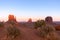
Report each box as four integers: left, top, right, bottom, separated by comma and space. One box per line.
0, 0, 60, 22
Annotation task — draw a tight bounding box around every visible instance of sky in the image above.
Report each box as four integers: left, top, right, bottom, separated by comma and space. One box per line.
0, 0, 60, 22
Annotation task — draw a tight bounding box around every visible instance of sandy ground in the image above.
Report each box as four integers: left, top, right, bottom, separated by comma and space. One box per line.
0, 26, 60, 40
18, 26, 43, 40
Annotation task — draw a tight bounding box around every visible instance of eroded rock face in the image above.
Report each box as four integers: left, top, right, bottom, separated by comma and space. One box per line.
6, 14, 19, 26
8, 15, 16, 22
45, 16, 53, 24
28, 18, 32, 23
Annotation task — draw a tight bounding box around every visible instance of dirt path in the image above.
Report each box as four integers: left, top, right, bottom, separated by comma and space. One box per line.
18, 26, 43, 40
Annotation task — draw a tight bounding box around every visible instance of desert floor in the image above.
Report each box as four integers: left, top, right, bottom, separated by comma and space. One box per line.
0, 26, 60, 40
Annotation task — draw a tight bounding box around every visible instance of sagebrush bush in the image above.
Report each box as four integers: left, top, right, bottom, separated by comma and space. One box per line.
9, 21, 16, 25
34, 20, 46, 29
6, 24, 20, 40
38, 25, 60, 40
39, 25, 55, 36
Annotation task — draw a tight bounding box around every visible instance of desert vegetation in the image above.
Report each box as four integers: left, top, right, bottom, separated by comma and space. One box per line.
34, 20, 60, 40
6, 24, 20, 40
34, 20, 46, 29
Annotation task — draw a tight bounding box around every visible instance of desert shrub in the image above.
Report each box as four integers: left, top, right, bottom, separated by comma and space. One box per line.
6, 24, 20, 40
39, 25, 55, 37
9, 21, 15, 25
34, 20, 59, 40
0, 22, 4, 27
34, 20, 46, 29
38, 25, 59, 40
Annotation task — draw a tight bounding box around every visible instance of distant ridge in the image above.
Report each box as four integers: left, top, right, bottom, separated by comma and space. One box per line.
54, 21, 60, 24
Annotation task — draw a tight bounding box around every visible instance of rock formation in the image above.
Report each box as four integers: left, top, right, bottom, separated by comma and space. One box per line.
45, 16, 53, 24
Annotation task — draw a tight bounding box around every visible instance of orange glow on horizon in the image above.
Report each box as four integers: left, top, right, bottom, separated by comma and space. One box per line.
0, 16, 60, 22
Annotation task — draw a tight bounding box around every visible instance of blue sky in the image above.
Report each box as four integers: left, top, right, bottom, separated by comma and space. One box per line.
0, 0, 60, 21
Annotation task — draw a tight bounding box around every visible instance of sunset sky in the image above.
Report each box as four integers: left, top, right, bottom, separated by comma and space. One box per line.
0, 0, 60, 22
